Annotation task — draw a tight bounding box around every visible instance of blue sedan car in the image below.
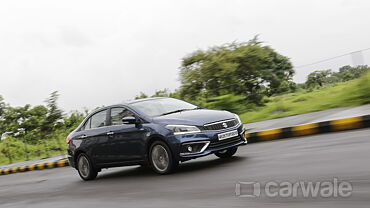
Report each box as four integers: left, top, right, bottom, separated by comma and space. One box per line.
67, 97, 247, 180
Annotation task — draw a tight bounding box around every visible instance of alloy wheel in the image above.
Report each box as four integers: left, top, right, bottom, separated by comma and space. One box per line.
78, 156, 90, 178
151, 144, 170, 172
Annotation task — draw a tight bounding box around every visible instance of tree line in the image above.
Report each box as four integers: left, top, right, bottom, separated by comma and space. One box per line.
0, 91, 84, 142
303, 65, 370, 89
0, 92, 84, 163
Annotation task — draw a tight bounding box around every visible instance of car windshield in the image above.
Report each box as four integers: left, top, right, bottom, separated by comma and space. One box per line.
131, 98, 198, 117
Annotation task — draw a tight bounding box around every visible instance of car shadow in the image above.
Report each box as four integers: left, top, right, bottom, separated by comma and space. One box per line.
96, 156, 248, 181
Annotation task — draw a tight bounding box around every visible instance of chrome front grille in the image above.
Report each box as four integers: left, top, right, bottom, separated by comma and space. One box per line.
200, 119, 239, 131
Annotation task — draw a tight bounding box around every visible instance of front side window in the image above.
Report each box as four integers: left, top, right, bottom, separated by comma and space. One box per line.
110, 107, 135, 125
90, 110, 107, 129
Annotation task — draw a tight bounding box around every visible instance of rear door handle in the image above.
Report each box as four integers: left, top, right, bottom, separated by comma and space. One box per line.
79, 135, 87, 139
107, 132, 115, 136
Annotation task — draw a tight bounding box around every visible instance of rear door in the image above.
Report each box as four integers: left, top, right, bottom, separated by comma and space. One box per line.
105, 107, 148, 162
85, 109, 112, 164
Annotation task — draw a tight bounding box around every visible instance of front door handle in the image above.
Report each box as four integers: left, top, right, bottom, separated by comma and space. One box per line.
107, 132, 114, 136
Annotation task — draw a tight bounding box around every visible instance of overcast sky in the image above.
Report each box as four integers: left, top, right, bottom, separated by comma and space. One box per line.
0, 0, 369, 112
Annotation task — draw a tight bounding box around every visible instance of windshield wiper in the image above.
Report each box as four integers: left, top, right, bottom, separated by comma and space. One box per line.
160, 109, 192, 116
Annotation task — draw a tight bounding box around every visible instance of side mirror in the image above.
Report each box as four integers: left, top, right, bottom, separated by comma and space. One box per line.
122, 116, 139, 124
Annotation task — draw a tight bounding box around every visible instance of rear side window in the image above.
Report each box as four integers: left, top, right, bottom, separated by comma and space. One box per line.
90, 110, 107, 129
83, 118, 91, 130
110, 107, 135, 125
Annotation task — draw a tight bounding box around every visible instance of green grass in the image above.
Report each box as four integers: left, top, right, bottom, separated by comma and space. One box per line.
0, 135, 67, 166
240, 73, 370, 123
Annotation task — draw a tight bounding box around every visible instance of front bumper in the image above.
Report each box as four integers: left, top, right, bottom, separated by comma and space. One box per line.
175, 125, 247, 161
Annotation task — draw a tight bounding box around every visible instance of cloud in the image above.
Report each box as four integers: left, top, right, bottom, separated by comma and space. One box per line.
60, 27, 92, 47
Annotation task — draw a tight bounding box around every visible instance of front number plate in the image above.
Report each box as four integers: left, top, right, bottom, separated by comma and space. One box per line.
218, 130, 238, 141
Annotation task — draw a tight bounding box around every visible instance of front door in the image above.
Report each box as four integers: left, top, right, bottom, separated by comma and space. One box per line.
106, 107, 148, 162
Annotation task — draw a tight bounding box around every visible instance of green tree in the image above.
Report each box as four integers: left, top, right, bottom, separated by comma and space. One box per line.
152, 89, 171, 97
1, 105, 31, 137
179, 38, 294, 104
63, 111, 84, 130
135, 89, 180, 100
337, 65, 370, 81
135, 92, 149, 99
21, 105, 48, 142
0, 95, 6, 134
41, 91, 63, 136
305, 70, 332, 88
0, 95, 5, 116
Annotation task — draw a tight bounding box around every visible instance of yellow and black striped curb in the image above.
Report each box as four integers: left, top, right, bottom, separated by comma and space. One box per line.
0, 159, 69, 176
245, 115, 370, 143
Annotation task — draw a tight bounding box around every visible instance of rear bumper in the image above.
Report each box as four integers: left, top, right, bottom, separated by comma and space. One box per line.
67, 155, 75, 168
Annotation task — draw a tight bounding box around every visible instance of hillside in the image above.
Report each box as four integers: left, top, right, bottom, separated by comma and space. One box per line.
240, 73, 370, 123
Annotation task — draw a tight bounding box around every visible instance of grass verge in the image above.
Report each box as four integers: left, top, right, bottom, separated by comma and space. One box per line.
0, 135, 67, 166
240, 73, 370, 123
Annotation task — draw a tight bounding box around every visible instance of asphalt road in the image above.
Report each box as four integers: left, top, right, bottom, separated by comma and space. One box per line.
1, 129, 369, 208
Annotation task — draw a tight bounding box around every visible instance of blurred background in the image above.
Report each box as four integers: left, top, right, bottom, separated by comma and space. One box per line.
1, 1, 370, 208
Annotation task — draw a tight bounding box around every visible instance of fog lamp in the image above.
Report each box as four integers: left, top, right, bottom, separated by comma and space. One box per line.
180, 141, 210, 156
187, 145, 193, 152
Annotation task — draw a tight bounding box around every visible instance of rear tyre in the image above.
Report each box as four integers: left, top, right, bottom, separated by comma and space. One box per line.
149, 141, 178, 174
214, 147, 238, 158
77, 153, 98, 181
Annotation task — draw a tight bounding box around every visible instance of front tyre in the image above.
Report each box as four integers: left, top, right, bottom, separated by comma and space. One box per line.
149, 141, 178, 174
214, 147, 238, 158
77, 153, 98, 181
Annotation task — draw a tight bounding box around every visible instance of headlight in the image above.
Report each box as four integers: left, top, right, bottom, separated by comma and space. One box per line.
165, 125, 201, 135
234, 114, 242, 125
